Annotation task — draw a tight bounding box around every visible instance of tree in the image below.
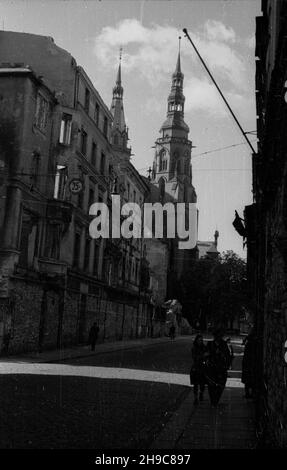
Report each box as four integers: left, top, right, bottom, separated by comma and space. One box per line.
179, 250, 248, 331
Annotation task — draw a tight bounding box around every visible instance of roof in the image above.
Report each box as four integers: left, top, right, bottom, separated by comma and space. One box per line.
197, 241, 219, 258
0, 65, 56, 100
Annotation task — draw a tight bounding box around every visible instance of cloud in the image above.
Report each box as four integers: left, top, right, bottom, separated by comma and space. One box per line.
184, 77, 254, 121
185, 77, 227, 117
204, 20, 236, 43
94, 18, 252, 118
189, 33, 247, 90
94, 19, 180, 85
245, 35, 255, 49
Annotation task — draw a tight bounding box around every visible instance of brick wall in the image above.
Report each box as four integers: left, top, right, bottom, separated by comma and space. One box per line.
0, 276, 160, 356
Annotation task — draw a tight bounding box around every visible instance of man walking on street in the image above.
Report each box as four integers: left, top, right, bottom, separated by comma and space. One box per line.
88, 322, 100, 351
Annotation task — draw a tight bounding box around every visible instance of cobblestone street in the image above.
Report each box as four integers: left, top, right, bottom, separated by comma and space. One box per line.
0, 336, 256, 449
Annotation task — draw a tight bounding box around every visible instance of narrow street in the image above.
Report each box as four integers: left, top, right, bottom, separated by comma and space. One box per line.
0, 336, 256, 449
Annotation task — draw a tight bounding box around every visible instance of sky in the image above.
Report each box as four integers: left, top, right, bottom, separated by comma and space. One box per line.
0, 0, 262, 258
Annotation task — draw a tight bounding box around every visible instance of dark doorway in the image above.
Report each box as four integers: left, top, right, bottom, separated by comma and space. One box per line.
78, 294, 87, 344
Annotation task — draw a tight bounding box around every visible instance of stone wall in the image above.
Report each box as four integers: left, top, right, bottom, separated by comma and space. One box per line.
0, 276, 158, 355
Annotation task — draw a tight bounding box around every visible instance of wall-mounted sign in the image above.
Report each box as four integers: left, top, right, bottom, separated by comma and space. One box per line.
69, 179, 83, 194
284, 340, 287, 363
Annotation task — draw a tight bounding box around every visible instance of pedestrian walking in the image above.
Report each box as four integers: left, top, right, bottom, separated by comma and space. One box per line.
205, 329, 231, 407
190, 334, 208, 405
242, 330, 257, 398
169, 324, 176, 340
226, 337, 234, 369
88, 322, 100, 351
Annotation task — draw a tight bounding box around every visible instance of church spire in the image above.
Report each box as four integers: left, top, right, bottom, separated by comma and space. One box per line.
174, 36, 182, 75
160, 37, 189, 135
113, 47, 123, 99
110, 47, 130, 155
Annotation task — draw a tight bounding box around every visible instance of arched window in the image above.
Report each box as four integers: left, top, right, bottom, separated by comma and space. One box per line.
159, 149, 168, 173
158, 177, 165, 202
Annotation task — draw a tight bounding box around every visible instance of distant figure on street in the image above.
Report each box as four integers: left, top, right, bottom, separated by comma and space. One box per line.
226, 337, 234, 369
205, 329, 231, 407
190, 334, 208, 405
88, 322, 99, 351
169, 324, 176, 340
242, 330, 257, 398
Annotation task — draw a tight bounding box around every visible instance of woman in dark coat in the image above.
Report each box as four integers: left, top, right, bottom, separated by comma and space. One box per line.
88, 322, 99, 351
190, 334, 207, 405
205, 329, 231, 407
242, 331, 257, 398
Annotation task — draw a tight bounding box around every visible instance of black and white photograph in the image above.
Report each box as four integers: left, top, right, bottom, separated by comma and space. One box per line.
0, 0, 286, 457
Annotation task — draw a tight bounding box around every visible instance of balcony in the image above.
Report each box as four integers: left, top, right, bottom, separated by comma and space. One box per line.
38, 258, 68, 277
46, 199, 73, 232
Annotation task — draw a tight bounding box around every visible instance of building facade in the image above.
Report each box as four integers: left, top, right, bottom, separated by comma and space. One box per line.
0, 31, 152, 354
251, 0, 287, 447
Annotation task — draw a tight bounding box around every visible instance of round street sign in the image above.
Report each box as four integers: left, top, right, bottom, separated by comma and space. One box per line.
69, 179, 83, 194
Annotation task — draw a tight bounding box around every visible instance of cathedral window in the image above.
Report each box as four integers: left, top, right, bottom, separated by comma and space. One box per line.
159, 149, 168, 172
159, 177, 165, 202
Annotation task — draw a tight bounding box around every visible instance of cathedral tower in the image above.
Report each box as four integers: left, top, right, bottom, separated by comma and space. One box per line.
151, 39, 196, 205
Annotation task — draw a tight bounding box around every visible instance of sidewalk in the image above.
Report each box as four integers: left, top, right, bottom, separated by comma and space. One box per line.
150, 388, 256, 449
150, 338, 256, 449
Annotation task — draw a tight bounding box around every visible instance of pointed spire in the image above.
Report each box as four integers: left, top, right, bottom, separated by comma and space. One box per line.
159, 35, 189, 135
116, 47, 122, 85
111, 46, 130, 155
175, 36, 181, 75
113, 46, 123, 98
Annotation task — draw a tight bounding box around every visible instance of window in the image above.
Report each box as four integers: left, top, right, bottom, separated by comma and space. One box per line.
95, 103, 100, 126
103, 117, 108, 137
100, 152, 105, 174
35, 93, 49, 132
80, 128, 87, 155
78, 187, 84, 209
84, 88, 90, 114
84, 237, 91, 272
88, 188, 95, 208
59, 113, 72, 145
159, 177, 165, 202
159, 149, 167, 172
133, 190, 136, 202
127, 183, 130, 200
109, 164, 113, 176
91, 142, 97, 166
73, 232, 81, 268
54, 165, 67, 200
18, 217, 30, 267
93, 244, 99, 276
31, 150, 40, 186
